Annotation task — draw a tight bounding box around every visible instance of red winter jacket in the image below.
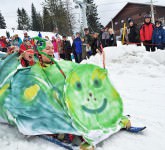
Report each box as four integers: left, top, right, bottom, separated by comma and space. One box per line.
140, 23, 154, 41
0, 39, 6, 48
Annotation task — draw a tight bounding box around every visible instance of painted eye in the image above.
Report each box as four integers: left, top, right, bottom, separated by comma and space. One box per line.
75, 82, 82, 91
93, 78, 101, 88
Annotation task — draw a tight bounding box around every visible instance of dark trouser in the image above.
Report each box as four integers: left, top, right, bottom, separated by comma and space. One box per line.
82, 46, 87, 60
144, 40, 155, 52
60, 53, 65, 59
76, 53, 82, 63
73, 50, 78, 62
101, 39, 108, 48
65, 53, 71, 61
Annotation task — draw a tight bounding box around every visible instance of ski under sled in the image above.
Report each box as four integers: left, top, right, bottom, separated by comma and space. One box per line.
38, 126, 146, 149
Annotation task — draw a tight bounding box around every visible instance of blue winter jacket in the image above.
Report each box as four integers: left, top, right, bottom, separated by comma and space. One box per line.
13, 37, 22, 47
152, 26, 165, 49
73, 37, 82, 54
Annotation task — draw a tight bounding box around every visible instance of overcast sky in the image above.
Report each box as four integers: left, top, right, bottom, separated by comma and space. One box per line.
0, 0, 165, 28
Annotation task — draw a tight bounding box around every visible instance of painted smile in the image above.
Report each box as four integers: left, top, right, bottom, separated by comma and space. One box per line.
82, 98, 107, 114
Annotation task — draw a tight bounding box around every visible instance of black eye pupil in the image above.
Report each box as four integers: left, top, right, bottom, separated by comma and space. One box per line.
76, 82, 82, 90
94, 79, 101, 88
94, 80, 99, 85
77, 83, 81, 88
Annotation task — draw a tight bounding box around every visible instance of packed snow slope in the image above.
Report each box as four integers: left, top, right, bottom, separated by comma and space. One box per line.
0, 44, 165, 150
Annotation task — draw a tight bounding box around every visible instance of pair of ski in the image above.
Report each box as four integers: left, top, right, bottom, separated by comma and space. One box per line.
39, 134, 75, 150
38, 126, 146, 150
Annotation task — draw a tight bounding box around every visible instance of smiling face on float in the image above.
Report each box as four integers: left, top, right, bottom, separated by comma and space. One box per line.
65, 64, 123, 132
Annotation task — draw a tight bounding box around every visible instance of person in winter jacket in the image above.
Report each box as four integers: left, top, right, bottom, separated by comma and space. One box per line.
101, 27, 109, 48
38, 32, 42, 38
73, 32, 82, 63
61, 35, 72, 61
140, 14, 155, 52
12, 34, 22, 47
91, 33, 100, 55
23, 32, 31, 41
71, 34, 78, 62
52, 36, 59, 59
56, 37, 63, 59
152, 20, 165, 50
6, 39, 11, 48
127, 18, 140, 45
0, 36, 7, 52
108, 28, 117, 46
83, 28, 93, 58
98, 27, 104, 43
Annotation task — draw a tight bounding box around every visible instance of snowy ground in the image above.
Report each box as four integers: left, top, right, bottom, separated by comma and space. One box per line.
0, 29, 58, 40
1, 44, 165, 150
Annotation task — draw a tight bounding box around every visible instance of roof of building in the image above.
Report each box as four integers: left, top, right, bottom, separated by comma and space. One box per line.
106, 2, 165, 26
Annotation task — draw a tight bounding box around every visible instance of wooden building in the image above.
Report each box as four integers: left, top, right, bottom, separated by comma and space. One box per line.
106, 2, 165, 36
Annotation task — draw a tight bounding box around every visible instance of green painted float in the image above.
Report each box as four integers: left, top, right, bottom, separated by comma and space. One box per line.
0, 38, 129, 146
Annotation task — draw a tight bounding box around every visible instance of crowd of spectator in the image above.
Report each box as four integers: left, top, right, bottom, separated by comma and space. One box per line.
1, 14, 165, 65
121, 14, 165, 51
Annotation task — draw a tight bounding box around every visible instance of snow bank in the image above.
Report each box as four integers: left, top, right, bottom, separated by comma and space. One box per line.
0, 29, 58, 40
83, 45, 165, 66
146, 51, 165, 65
82, 44, 165, 78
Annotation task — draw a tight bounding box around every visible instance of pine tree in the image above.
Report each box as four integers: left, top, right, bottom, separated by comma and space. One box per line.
17, 8, 23, 30
31, 3, 42, 31
17, 8, 31, 30
0, 11, 6, 29
43, 0, 61, 34
37, 13, 43, 31
43, 0, 74, 35
58, 0, 68, 34
86, 0, 102, 32
21, 8, 31, 30
43, 7, 54, 32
